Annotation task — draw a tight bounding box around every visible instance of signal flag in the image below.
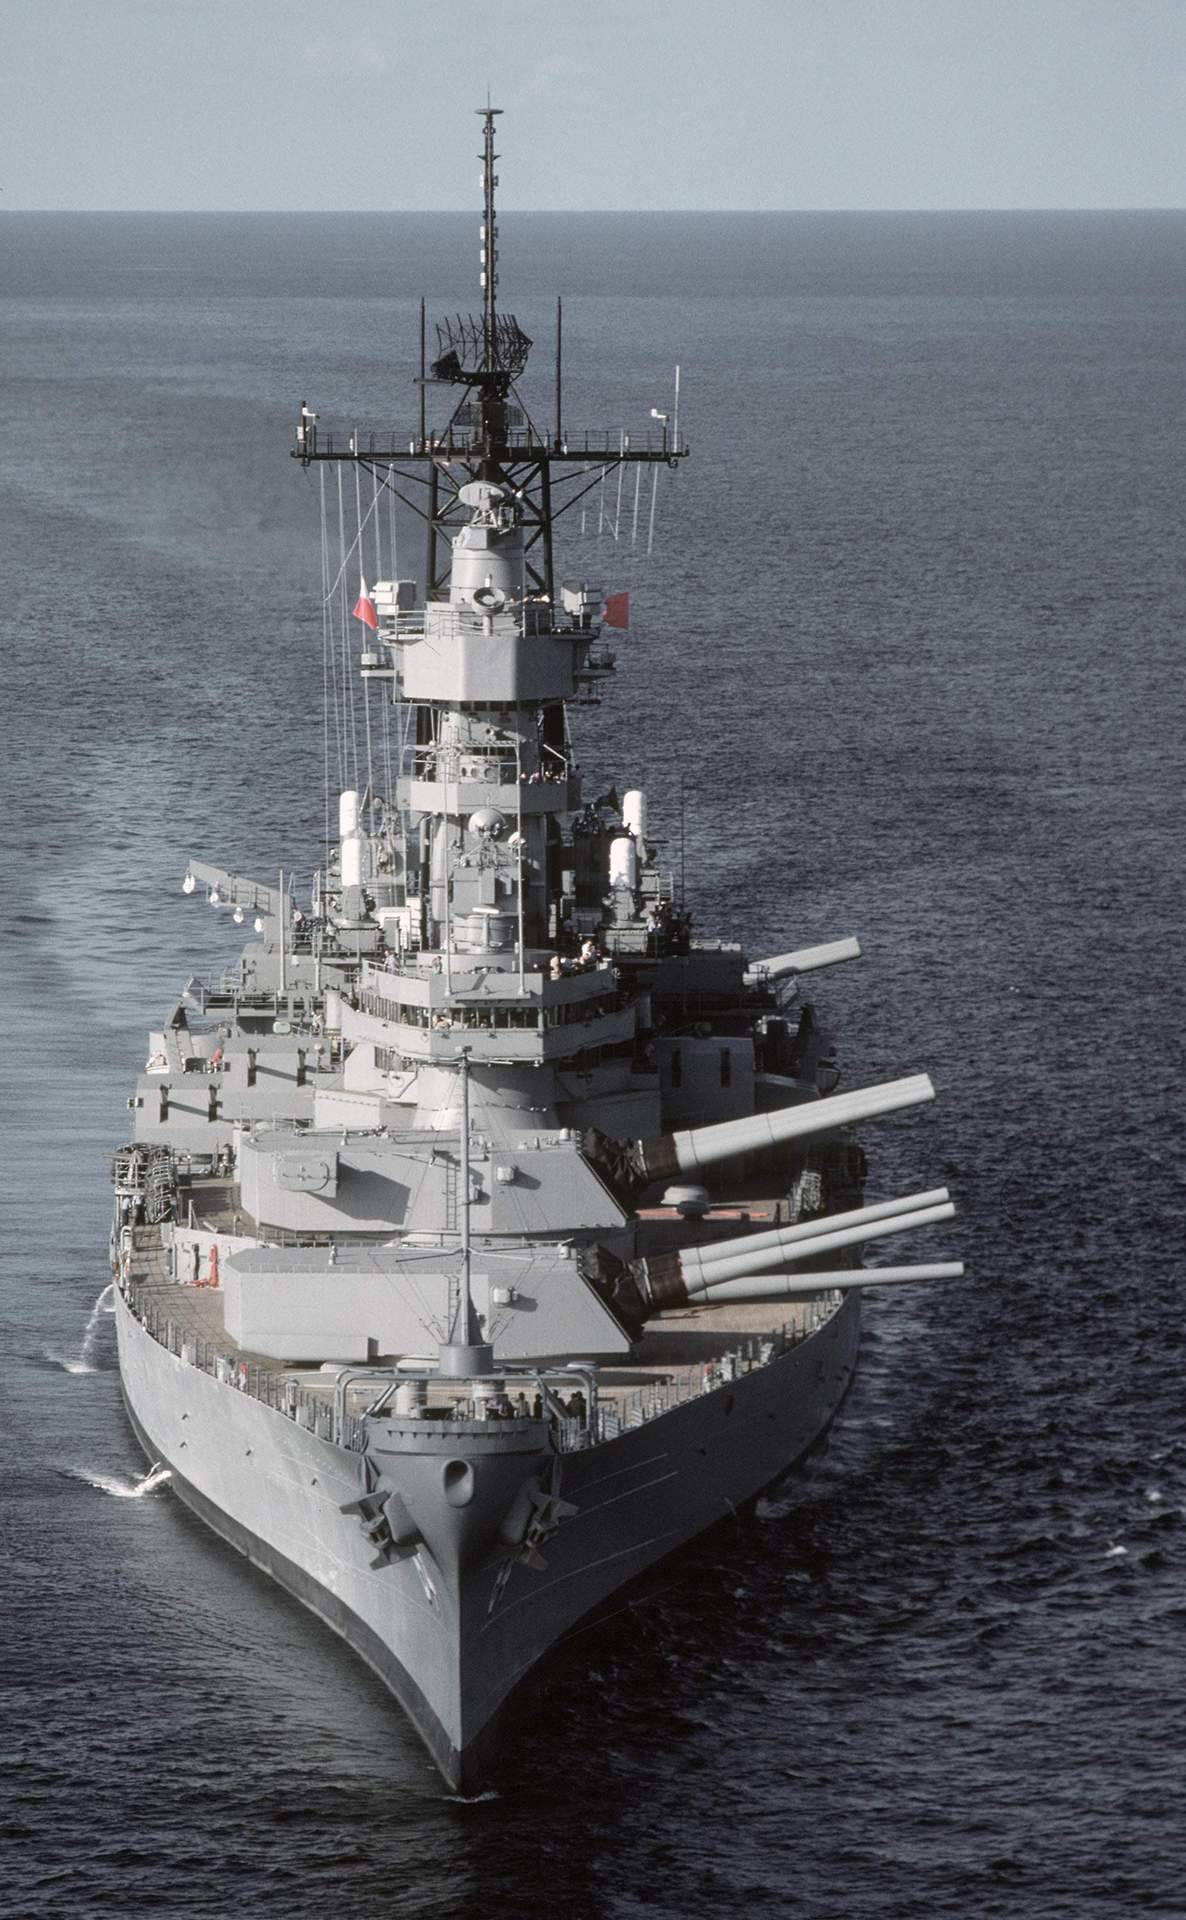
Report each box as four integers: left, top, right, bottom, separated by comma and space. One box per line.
603, 591, 630, 629
352, 580, 379, 632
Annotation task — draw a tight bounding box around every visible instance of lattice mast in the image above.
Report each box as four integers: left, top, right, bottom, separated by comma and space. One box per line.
293, 105, 686, 605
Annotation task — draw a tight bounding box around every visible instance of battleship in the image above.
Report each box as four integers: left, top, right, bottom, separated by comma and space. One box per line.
111, 110, 960, 1788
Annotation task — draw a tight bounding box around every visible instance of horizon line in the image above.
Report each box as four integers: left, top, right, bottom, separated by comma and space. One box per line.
3, 203, 1185, 217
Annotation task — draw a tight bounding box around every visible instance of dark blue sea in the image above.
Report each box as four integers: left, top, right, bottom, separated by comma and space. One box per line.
3, 209, 1185, 1919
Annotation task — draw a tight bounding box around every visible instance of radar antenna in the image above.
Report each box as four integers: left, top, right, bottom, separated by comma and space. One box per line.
428, 108, 531, 402
293, 105, 690, 602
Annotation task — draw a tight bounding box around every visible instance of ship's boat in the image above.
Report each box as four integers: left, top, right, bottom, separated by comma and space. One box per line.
111, 110, 960, 1788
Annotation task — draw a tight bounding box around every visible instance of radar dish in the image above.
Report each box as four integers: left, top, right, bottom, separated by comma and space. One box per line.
432, 313, 532, 385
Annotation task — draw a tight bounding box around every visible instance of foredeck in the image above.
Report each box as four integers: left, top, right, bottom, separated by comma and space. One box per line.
123, 1221, 829, 1449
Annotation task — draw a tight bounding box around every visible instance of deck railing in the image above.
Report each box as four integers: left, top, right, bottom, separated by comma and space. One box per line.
120, 1270, 843, 1459
125, 1283, 367, 1452
592, 1305, 840, 1443
305, 426, 677, 461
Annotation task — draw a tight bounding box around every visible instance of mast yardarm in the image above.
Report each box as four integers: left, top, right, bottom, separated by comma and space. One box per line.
293, 103, 686, 603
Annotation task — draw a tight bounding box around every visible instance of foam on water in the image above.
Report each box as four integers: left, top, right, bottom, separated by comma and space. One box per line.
753, 1494, 793, 1522
64, 1463, 172, 1499
45, 1282, 115, 1373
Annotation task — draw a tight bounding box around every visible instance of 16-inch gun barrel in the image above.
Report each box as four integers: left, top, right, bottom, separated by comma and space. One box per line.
633, 1072, 935, 1184
634, 1198, 956, 1311
675, 1186, 951, 1287
682, 1263, 966, 1305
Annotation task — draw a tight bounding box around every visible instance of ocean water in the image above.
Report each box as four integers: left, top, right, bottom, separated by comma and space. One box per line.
2, 208, 1185, 1920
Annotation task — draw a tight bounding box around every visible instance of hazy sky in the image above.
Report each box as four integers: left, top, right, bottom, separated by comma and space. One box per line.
3, 0, 1184, 210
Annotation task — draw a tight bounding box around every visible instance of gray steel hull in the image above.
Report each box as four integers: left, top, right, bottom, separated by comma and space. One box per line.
116, 1287, 861, 1786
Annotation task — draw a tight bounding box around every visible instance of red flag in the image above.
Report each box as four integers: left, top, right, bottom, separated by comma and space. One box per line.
352, 579, 378, 631
603, 591, 630, 630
